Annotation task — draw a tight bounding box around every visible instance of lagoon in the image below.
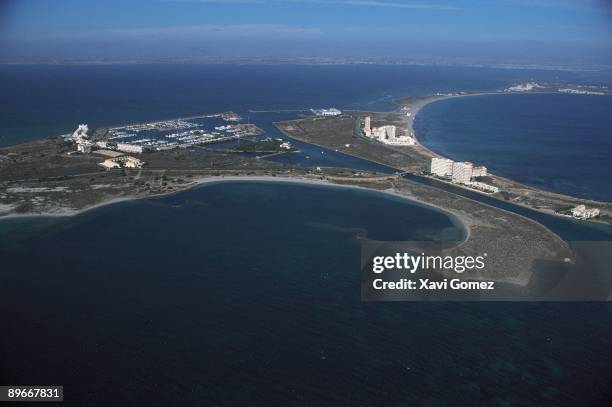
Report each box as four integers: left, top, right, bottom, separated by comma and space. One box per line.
1, 181, 610, 405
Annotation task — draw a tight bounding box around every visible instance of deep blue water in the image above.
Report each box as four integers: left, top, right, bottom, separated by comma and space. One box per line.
0, 64, 602, 147
3, 65, 610, 200
415, 93, 612, 202
406, 174, 612, 242
1, 182, 611, 406
1, 65, 612, 405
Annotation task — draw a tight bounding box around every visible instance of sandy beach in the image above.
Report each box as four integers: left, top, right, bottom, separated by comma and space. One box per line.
0, 172, 573, 286
0, 174, 467, 233
396, 92, 612, 215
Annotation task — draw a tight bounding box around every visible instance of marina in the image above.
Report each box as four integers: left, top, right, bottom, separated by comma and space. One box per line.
91, 112, 260, 152
1, 63, 612, 407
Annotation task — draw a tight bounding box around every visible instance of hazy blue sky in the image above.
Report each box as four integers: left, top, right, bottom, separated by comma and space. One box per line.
1, 0, 611, 67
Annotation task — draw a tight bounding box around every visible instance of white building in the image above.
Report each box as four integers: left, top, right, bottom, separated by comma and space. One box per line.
505, 82, 543, 92
383, 136, 416, 146
77, 142, 92, 154
451, 161, 473, 184
68, 124, 96, 154
311, 108, 342, 117
466, 181, 499, 193
381, 125, 396, 139
571, 205, 600, 219
430, 157, 454, 177
558, 88, 605, 96
372, 126, 392, 140
116, 143, 144, 154
364, 116, 371, 134
100, 156, 145, 170
71, 124, 89, 140
369, 125, 395, 140
472, 166, 487, 178
431, 157, 498, 191
364, 122, 415, 146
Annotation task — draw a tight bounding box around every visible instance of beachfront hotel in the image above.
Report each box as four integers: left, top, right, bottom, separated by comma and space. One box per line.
363, 116, 416, 145
430, 157, 454, 177
472, 165, 487, 178
430, 157, 497, 192
451, 161, 474, 183
431, 157, 487, 181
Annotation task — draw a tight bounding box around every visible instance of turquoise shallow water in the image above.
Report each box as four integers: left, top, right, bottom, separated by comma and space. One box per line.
415, 93, 612, 202
1, 181, 611, 406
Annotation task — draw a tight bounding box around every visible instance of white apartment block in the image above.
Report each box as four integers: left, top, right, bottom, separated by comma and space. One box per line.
431, 158, 498, 192
430, 157, 454, 177
368, 125, 396, 140
364, 116, 371, 134
451, 161, 473, 183
363, 119, 416, 145
472, 166, 487, 178
381, 125, 396, 139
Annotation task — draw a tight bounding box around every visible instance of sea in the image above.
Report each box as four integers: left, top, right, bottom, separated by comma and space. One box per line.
1, 65, 612, 406
414, 92, 612, 202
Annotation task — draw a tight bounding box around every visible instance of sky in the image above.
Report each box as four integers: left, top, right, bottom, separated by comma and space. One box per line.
1, 0, 611, 68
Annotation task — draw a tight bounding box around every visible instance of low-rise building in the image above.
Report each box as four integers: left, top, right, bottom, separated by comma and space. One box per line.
383, 136, 416, 145
77, 142, 92, 154
571, 205, 600, 219
466, 181, 499, 193
100, 156, 145, 170
311, 108, 342, 117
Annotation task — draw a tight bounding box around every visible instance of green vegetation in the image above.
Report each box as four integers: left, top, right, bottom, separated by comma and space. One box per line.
555, 205, 574, 215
